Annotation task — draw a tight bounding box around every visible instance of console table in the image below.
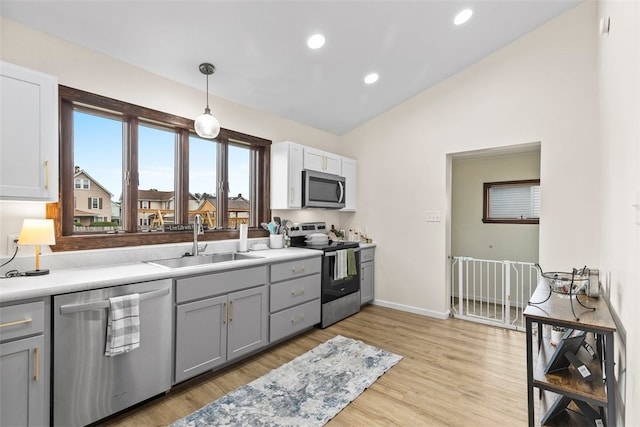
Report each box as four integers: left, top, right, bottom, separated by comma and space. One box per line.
524, 284, 616, 426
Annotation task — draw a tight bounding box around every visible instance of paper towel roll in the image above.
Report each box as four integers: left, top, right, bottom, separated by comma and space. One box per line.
238, 223, 248, 252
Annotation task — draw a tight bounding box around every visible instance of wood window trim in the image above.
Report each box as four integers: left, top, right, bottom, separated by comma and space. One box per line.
482, 179, 540, 225
49, 85, 270, 252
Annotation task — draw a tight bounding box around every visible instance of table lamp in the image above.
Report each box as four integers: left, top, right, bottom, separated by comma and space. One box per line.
18, 219, 56, 276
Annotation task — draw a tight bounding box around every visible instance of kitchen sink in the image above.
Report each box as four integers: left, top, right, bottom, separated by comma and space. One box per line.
147, 252, 262, 269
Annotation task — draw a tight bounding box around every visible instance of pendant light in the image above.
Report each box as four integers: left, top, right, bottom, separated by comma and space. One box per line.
194, 62, 220, 139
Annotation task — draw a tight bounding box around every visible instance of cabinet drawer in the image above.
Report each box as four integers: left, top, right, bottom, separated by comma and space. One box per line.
270, 257, 321, 283
270, 274, 321, 312
176, 266, 267, 303
269, 299, 320, 343
361, 247, 375, 262
0, 300, 45, 342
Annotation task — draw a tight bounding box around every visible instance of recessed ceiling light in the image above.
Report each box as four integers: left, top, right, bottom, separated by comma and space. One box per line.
364, 73, 379, 85
307, 34, 325, 49
454, 8, 473, 26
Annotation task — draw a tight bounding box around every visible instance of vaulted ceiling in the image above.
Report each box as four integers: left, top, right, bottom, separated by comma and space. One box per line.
1, 1, 581, 135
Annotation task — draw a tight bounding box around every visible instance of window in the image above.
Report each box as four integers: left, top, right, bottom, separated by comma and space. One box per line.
52, 86, 271, 251
74, 178, 89, 189
483, 180, 540, 224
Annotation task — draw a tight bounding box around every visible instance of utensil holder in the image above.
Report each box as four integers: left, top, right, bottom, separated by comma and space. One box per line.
269, 234, 283, 249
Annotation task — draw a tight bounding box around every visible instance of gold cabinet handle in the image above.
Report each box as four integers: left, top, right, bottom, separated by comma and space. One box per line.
291, 314, 304, 325
34, 346, 40, 382
223, 302, 227, 324
0, 318, 33, 329
291, 266, 305, 274
44, 160, 50, 189
291, 288, 305, 297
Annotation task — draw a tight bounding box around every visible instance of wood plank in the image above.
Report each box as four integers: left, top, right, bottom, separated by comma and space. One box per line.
524, 285, 616, 332
98, 305, 528, 426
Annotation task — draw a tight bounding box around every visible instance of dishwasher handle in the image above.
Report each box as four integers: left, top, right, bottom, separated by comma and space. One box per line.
59, 288, 170, 314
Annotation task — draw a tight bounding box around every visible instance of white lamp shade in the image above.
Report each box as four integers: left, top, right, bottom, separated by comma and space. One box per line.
18, 219, 56, 245
195, 111, 220, 139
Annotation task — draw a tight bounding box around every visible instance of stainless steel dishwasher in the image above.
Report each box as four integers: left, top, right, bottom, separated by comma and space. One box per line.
52, 279, 172, 427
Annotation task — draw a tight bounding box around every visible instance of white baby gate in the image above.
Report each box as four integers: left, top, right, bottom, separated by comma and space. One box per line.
450, 256, 540, 331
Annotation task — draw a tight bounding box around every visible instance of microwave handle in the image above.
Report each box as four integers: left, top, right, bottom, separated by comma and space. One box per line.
338, 181, 345, 203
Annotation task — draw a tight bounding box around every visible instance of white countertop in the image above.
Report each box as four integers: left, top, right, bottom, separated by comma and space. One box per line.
0, 247, 321, 304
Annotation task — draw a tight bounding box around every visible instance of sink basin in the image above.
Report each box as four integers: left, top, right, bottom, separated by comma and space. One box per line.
147, 252, 262, 269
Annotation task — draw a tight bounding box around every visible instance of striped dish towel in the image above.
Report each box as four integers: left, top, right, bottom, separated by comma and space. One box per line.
105, 293, 140, 357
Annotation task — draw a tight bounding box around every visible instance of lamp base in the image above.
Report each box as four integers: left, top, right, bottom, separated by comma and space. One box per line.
25, 269, 50, 276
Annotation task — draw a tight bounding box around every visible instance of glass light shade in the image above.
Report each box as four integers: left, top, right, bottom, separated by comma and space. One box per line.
18, 219, 56, 245
194, 108, 220, 139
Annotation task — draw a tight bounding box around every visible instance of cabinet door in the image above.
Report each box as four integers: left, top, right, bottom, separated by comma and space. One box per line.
227, 286, 268, 361
175, 295, 228, 383
0, 61, 58, 201
323, 152, 342, 175
361, 261, 374, 305
340, 157, 357, 211
0, 335, 45, 427
270, 141, 303, 209
288, 143, 303, 208
303, 147, 326, 172
303, 147, 342, 175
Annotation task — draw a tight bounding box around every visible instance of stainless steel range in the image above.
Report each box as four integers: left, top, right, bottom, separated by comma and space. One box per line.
288, 222, 361, 328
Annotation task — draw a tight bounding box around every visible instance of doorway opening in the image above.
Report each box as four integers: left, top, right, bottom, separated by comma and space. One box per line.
446, 142, 541, 330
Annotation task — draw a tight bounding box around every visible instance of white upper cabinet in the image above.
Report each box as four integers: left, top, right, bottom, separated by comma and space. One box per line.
271, 141, 357, 211
0, 61, 59, 201
341, 156, 357, 212
271, 141, 304, 209
303, 146, 341, 176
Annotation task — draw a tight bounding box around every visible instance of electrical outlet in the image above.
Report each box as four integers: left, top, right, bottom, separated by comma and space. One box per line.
426, 211, 441, 222
7, 235, 19, 254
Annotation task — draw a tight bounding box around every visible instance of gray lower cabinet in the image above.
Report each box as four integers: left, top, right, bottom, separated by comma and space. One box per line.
174, 266, 268, 384
360, 247, 375, 305
269, 257, 322, 343
0, 300, 47, 427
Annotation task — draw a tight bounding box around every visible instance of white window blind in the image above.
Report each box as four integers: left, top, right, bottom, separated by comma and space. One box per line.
489, 184, 540, 219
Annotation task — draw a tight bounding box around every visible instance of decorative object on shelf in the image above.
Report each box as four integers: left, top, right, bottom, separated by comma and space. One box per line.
194, 62, 220, 139
18, 218, 56, 276
531, 264, 596, 320
550, 325, 565, 346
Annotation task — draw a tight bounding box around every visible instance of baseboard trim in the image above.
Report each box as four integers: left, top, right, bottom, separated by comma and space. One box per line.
372, 299, 450, 320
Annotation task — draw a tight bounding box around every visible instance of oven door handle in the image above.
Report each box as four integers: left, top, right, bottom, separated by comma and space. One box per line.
324, 248, 360, 257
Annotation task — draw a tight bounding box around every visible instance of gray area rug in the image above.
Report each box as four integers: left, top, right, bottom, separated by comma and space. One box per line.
171, 335, 402, 427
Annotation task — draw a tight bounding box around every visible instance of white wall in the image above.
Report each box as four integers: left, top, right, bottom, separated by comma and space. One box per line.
451, 149, 540, 263
342, 2, 600, 318
0, 17, 342, 256
597, 0, 640, 424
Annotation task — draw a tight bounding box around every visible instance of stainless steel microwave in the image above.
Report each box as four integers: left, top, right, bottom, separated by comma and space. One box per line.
302, 170, 346, 209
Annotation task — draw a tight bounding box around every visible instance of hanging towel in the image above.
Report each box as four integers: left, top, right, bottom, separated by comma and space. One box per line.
347, 249, 357, 277
334, 249, 347, 280
105, 293, 140, 357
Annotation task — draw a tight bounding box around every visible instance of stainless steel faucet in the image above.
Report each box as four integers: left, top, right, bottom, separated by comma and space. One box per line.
192, 214, 204, 256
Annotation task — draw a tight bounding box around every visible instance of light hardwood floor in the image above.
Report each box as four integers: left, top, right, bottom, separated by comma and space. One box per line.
99, 304, 528, 427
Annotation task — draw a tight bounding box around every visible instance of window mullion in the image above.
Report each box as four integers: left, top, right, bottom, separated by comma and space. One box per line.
59, 99, 75, 236
123, 116, 139, 233
175, 129, 189, 226
217, 139, 229, 229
